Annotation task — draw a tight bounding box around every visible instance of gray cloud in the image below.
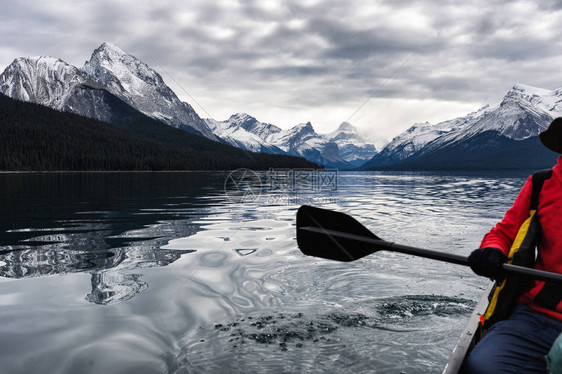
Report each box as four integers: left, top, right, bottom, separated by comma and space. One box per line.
2, 0, 562, 139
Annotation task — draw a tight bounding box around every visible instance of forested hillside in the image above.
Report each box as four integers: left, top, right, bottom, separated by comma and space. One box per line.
0, 94, 317, 171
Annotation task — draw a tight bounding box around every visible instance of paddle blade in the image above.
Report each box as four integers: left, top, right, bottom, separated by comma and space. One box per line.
296, 205, 382, 262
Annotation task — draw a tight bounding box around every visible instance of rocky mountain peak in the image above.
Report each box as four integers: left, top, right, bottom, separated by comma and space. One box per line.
97, 42, 127, 55
82, 43, 163, 92
296, 121, 314, 132
337, 121, 355, 132
0, 55, 90, 109
81, 42, 216, 139
228, 113, 258, 128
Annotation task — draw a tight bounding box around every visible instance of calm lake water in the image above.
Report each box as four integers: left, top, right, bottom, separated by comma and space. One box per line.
0, 170, 531, 373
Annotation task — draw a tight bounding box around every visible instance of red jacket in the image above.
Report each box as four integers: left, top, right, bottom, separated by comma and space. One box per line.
481, 156, 562, 321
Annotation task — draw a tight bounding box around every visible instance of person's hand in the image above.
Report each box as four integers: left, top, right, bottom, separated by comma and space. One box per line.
468, 247, 508, 281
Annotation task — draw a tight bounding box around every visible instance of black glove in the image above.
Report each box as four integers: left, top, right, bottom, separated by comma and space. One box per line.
468, 247, 508, 281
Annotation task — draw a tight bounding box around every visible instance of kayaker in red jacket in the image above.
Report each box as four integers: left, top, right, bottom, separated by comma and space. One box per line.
465, 117, 562, 374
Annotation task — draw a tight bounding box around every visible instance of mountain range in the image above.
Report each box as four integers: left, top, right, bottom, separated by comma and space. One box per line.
362, 84, 562, 170
205, 114, 377, 168
1, 42, 560, 171
0, 42, 377, 169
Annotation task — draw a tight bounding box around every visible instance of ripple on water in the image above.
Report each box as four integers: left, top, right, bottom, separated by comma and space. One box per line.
235, 249, 257, 256
179, 294, 476, 373
0, 171, 526, 373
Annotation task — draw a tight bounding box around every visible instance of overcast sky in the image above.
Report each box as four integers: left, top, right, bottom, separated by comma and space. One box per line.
3, 0, 562, 146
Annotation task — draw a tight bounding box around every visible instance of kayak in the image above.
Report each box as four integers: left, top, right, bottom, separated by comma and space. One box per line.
442, 283, 494, 374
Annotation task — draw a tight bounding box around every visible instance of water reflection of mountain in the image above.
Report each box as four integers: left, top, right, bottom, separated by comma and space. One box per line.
0, 172, 225, 304
0, 241, 195, 304
86, 272, 148, 305
0, 247, 125, 278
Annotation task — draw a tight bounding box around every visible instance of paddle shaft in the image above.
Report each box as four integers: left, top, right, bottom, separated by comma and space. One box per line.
299, 226, 562, 284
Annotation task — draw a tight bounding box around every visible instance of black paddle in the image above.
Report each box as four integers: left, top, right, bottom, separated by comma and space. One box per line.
296, 205, 562, 284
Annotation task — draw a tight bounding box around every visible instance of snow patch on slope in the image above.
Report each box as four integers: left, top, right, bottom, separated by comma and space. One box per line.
82, 42, 216, 139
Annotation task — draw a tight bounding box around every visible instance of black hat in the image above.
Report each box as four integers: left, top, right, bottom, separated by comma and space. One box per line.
540, 117, 562, 154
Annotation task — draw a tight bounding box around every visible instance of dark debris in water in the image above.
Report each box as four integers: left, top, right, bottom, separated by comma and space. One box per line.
377, 295, 476, 319
208, 295, 475, 352
209, 311, 373, 351
327, 313, 369, 327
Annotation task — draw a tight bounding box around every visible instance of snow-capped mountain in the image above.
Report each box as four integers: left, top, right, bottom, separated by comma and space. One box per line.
222, 113, 282, 142
1, 56, 85, 108
366, 105, 489, 167
204, 113, 361, 168
322, 122, 377, 167
0, 56, 116, 124
373, 121, 451, 165
490, 84, 562, 139
0, 43, 378, 168
420, 85, 558, 154
82, 42, 216, 139
269, 122, 348, 168
0, 43, 216, 140
363, 84, 562, 170
204, 114, 284, 154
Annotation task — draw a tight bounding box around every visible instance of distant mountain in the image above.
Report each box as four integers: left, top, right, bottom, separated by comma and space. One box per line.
269, 122, 350, 169
206, 113, 369, 169
0, 92, 318, 171
322, 122, 377, 167
204, 113, 379, 168
365, 106, 490, 168
228, 112, 282, 142
204, 113, 284, 154
362, 84, 562, 170
82, 42, 217, 140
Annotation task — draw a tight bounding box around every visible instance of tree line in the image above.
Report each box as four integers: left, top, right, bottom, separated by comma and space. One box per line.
0, 93, 318, 171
